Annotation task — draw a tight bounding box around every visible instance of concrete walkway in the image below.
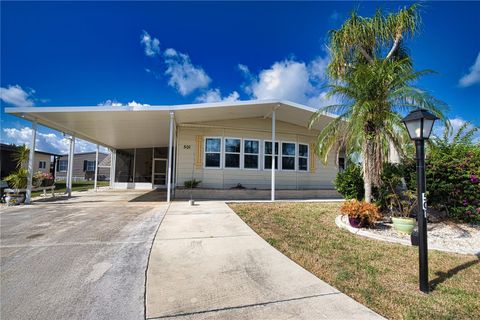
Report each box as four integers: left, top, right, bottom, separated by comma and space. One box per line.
146, 201, 384, 319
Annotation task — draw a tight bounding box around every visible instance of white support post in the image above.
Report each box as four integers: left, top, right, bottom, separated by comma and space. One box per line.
66, 136, 75, 197
172, 122, 178, 197
94, 144, 99, 191
167, 111, 174, 202
25, 121, 37, 204
110, 149, 116, 189
271, 109, 276, 202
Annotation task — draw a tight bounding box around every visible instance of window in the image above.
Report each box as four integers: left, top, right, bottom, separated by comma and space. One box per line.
339, 157, 346, 172
244, 140, 259, 169
39, 161, 46, 169
224, 138, 241, 168
58, 160, 68, 172
205, 138, 221, 168
281, 142, 296, 170
298, 144, 309, 171
264, 141, 279, 169
86, 160, 96, 172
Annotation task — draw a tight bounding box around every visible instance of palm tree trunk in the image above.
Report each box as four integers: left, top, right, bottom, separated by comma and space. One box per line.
362, 138, 375, 203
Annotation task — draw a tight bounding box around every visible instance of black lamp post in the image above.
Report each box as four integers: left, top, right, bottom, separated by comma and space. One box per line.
402, 109, 438, 293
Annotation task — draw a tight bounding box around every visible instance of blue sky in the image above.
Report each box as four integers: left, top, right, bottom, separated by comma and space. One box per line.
1, 1, 479, 154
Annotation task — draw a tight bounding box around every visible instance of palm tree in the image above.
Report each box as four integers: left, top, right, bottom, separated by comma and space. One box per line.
14, 144, 30, 169
310, 4, 447, 202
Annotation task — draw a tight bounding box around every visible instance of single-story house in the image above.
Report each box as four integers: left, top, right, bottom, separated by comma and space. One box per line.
6, 100, 345, 202
55, 151, 110, 182
0, 143, 60, 179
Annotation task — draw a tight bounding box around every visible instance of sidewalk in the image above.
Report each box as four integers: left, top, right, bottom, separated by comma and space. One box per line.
146, 201, 384, 319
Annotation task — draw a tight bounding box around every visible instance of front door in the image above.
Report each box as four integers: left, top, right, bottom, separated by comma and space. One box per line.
152, 158, 167, 188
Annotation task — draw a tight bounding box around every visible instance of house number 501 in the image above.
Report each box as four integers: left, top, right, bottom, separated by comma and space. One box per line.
184, 145, 191, 149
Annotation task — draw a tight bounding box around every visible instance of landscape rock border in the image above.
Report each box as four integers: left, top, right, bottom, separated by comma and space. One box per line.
335, 215, 479, 256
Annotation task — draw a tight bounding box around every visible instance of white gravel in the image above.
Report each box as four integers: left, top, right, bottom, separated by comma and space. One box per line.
336, 215, 480, 256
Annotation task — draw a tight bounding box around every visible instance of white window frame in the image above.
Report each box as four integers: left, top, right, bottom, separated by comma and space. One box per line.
223, 137, 242, 169
243, 139, 260, 170
263, 140, 279, 171
280, 141, 297, 171
204, 136, 222, 169
298, 143, 309, 172
58, 160, 68, 172
38, 160, 46, 169
86, 160, 96, 172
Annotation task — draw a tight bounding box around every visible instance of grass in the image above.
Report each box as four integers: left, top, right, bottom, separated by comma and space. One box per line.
32, 180, 110, 197
229, 202, 480, 320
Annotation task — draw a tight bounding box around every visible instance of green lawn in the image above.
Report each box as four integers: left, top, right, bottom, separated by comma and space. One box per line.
229, 202, 480, 320
32, 180, 110, 197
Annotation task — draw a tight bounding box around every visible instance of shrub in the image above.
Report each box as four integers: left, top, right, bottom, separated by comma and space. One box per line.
184, 179, 201, 188
425, 143, 480, 223
5, 168, 28, 189
334, 164, 364, 200
340, 199, 382, 227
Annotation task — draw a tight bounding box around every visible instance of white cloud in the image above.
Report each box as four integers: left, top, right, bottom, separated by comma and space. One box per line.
140, 30, 160, 57
433, 117, 480, 142
242, 56, 334, 108
97, 100, 150, 107
127, 101, 150, 107
98, 99, 123, 107
164, 48, 211, 96
1, 127, 100, 154
459, 52, 480, 87
196, 89, 240, 103
0, 85, 35, 107
246, 60, 313, 102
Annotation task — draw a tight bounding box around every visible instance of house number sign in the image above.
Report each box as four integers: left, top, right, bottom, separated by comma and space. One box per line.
422, 193, 427, 218
183, 145, 191, 149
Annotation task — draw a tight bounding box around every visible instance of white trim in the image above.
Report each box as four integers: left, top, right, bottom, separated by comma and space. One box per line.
223, 137, 242, 169
203, 136, 222, 169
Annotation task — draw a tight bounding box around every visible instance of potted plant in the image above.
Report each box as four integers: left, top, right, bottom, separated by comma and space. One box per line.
340, 199, 382, 228
4, 168, 28, 204
387, 190, 417, 234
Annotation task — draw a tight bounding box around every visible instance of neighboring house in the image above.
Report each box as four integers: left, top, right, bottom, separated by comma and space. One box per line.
0, 143, 59, 179
6, 100, 345, 199
55, 152, 110, 181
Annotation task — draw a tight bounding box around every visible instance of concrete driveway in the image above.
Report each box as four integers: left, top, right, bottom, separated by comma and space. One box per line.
0, 190, 168, 320
146, 201, 384, 320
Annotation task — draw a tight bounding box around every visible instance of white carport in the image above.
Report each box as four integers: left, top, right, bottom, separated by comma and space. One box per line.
6, 100, 336, 203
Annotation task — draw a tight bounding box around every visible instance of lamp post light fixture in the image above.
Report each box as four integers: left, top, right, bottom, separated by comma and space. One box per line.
402, 109, 438, 293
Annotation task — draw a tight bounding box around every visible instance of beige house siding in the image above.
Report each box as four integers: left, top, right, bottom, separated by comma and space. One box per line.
33, 153, 52, 173
175, 118, 339, 190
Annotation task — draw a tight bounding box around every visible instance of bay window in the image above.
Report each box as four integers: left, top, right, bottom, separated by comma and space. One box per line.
264, 141, 279, 169
244, 139, 259, 169
205, 138, 221, 168
224, 138, 241, 168
298, 144, 309, 171
281, 142, 296, 170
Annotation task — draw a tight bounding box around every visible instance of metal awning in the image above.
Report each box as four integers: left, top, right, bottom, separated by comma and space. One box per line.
6, 99, 336, 149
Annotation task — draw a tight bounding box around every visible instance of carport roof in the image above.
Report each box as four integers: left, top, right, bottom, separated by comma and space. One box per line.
6, 99, 337, 149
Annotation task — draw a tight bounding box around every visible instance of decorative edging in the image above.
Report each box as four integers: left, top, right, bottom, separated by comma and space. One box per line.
335, 215, 478, 256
